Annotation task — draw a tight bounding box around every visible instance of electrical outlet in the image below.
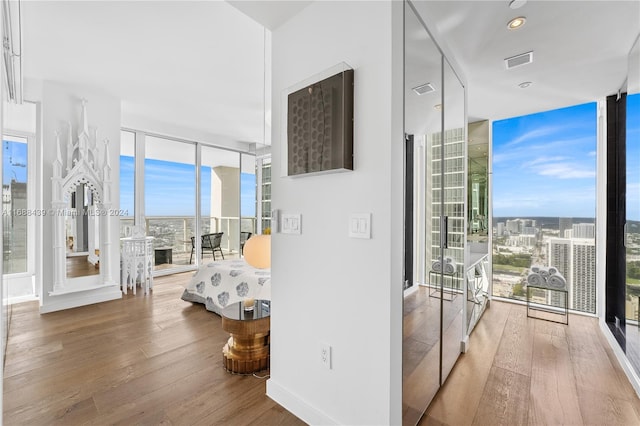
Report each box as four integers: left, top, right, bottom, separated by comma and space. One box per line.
320, 343, 332, 370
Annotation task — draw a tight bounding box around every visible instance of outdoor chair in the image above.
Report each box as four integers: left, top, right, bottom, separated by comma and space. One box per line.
190, 232, 225, 263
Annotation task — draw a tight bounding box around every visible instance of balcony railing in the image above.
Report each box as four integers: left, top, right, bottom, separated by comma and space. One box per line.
119, 216, 257, 270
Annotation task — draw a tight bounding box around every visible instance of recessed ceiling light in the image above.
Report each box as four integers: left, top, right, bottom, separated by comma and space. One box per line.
509, 0, 527, 9
507, 16, 526, 30
518, 81, 532, 88
434, 104, 442, 110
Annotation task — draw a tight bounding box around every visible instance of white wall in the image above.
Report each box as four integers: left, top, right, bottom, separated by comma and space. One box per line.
267, 2, 403, 424
39, 81, 122, 313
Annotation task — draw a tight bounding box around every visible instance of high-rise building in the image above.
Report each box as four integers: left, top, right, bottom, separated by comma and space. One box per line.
547, 237, 596, 312
548, 238, 571, 283
506, 219, 520, 234
497, 222, 505, 236
572, 239, 596, 313
572, 223, 595, 239
428, 127, 465, 288
559, 217, 573, 237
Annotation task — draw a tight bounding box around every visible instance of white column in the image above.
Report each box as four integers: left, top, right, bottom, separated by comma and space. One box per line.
52, 202, 66, 291
100, 203, 114, 285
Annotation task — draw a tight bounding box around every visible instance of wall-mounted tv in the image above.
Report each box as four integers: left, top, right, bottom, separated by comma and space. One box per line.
287, 69, 354, 176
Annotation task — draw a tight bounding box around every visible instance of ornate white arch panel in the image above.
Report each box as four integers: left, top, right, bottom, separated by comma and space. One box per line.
50, 99, 114, 294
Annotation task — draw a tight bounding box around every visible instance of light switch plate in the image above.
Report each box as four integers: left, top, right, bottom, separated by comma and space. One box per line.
349, 213, 371, 239
281, 213, 302, 234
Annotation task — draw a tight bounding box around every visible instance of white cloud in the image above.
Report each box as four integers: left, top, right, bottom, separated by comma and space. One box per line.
503, 126, 563, 148
535, 163, 596, 179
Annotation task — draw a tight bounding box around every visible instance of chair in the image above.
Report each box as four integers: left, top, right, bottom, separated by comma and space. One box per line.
190, 232, 225, 263
203, 232, 225, 261
240, 232, 252, 255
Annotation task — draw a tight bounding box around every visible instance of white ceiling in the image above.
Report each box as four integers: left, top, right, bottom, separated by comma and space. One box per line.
22, 1, 267, 145
20, 1, 640, 148
414, 0, 640, 122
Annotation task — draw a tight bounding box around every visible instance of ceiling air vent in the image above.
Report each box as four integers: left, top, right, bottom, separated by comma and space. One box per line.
504, 51, 533, 69
412, 82, 435, 95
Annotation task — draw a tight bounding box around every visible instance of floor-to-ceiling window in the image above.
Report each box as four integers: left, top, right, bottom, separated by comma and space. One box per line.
3, 135, 29, 276
241, 153, 257, 242
200, 146, 241, 261
2, 101, 37, 301
145, 136, 196, 270
258, 156, 271, 233
626, 93, 640, 322
492, 102, 598, 314
119, 130, 135, 238
120, 129, 261, 272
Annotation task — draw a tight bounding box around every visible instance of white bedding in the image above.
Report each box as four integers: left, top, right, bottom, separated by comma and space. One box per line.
181, 259, 271, 315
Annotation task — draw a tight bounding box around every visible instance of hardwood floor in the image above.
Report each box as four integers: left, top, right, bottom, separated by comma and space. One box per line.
6, 277, 639, 425
3, 273, 304, 426
422, 301, 640, 426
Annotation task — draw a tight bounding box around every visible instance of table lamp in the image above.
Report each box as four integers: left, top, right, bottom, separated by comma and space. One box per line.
243, 234, 271, 269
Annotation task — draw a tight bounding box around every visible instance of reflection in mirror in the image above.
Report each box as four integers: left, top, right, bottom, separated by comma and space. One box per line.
466, 120, 490, 333
440, 57, 465, 385
402, 3, 442, 425
468, 121, 489, 242
65, 184, 100, 278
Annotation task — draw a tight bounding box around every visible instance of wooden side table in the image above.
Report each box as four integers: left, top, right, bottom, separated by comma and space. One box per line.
221, 300, 270, 374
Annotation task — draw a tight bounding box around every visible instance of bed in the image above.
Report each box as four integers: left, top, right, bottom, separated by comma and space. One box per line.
181, 259, 271, 315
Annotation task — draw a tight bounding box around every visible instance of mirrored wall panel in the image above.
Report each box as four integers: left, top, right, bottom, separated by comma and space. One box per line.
402, 2, 467, 425
402, 3, 443, 424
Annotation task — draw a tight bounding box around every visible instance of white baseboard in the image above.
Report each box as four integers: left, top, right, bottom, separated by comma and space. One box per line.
266, 379, 339, 425
599, 319, 640, 398
39, 289, 122, 314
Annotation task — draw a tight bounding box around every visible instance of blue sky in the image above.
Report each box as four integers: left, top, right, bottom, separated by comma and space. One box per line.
120, 157, 256, 217
493, 102, 597, 218
627, 93, 640, 221
2, 139, 27, 184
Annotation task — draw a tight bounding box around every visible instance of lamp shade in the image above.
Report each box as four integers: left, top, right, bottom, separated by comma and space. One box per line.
243, 234, 271, 269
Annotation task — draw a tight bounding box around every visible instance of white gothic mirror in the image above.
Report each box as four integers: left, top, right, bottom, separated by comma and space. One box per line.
50, 99, 115, 294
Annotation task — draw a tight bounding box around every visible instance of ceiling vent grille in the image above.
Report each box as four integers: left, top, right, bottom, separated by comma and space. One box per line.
412, 83, 435, 95
505, 51, 533, 69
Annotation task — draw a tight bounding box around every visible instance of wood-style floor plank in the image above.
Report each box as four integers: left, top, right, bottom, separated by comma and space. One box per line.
471, 365, 531, 426
3, 272, 304, 426
419, 301, 640, 426
422, 300, 511, 426
527, 332, 583, 425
